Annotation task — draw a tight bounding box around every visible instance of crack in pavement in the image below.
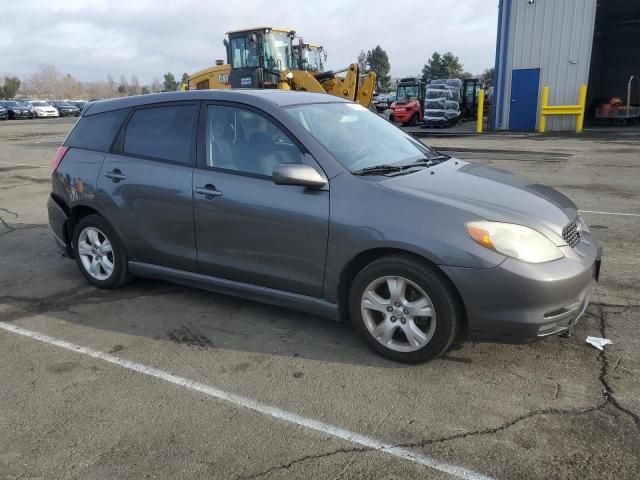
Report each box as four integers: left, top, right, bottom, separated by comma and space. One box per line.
597, 305, 640, 426
234, 447, 369, 480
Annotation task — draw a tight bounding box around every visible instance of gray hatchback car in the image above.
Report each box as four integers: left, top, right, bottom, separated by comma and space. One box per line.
47, 90, 601, 363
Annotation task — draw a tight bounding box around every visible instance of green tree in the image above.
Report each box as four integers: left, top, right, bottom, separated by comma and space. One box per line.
481, 67, 495, 88
163, 72, 179, 92
365, 45, 391, 91
181, 72, 189, 86
1, 76, 21, 99
422, 52, 464, 81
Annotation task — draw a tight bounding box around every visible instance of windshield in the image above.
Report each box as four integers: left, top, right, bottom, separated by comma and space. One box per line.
5, 101, 20, 107
57, 102, 73, 107
31, 101, 47, 107
285, 102, 439, 172
303, 47, 323, 72
263, 31, 291, 71
396, 85, 419, 102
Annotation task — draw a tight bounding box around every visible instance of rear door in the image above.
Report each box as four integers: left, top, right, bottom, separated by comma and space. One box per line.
192, 103, 329, 297
97, 102, 199, 272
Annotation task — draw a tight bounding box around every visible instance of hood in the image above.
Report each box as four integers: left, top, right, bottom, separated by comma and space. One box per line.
379, 159, 577, 244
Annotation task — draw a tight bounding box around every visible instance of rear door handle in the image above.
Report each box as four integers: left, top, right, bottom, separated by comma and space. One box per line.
194, 184, 222, 198
105, 169, 126, 182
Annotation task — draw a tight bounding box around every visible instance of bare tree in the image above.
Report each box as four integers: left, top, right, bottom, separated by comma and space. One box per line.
151, 77, 161, 93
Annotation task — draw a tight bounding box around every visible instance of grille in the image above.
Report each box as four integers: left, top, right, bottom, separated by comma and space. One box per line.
562, 220, 581, 248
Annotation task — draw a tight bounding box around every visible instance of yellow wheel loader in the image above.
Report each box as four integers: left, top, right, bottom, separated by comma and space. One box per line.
182, 27, 376, 108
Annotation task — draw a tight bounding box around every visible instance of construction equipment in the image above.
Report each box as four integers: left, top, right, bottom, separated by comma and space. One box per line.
182, 27, 376, 107
389, 78, 426, 126
292, 42, 325, 72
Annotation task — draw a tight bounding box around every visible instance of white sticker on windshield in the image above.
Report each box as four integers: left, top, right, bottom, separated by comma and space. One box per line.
346, 103, 367, 111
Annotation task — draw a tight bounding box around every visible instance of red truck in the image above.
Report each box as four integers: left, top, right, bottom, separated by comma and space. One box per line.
389, 78, 426, 126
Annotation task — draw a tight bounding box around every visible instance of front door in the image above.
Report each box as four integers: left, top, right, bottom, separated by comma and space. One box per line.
193, 104, 329, 297
509, 68, 540, 131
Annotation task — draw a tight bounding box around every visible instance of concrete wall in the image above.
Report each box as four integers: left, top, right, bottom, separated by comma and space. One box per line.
494, 0, 597, 131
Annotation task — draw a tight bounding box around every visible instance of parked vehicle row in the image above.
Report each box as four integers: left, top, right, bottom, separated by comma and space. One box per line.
0, 99, 86, 120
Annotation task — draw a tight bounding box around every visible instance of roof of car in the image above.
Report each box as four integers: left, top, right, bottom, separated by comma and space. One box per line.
82, 89, 350, 116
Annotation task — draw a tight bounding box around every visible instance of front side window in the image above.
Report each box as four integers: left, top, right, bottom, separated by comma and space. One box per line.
230, 37, 259, 68
262, 31, 291, 71
285, 102, 437, 172
123, 105, 196, 163
205, 105, 301, 176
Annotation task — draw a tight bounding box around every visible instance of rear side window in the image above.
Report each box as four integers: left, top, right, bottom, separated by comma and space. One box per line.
123, 105, 196, 164
65, 109, 128, 152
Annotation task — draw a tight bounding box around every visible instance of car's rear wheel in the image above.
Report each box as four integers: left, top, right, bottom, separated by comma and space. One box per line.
349, 255, 462, 363
72, 214, 132, 289
409, 113, 419, 126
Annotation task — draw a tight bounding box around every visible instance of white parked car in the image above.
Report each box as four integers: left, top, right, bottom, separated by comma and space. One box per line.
30, 101, 60, 118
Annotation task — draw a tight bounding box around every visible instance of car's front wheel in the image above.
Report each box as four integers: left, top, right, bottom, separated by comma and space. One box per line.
349, 255, 462, 363
72, 214, 132, 289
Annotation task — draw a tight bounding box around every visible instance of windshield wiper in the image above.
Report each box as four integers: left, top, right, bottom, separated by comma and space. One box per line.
352, 164, 403, 175
352, 162, 431, 176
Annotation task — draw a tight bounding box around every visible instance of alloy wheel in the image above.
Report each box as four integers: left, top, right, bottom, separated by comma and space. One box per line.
360, 276, 436, 352
77, 227, 114, 281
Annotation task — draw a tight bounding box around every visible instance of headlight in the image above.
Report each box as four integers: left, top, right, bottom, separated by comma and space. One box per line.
466, 221, 564, 263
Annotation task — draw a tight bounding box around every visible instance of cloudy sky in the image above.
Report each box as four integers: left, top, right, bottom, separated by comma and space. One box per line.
0, 0, 498, 84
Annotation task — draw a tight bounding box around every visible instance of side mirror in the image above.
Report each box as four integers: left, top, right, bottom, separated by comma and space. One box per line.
273, 164, 327, 189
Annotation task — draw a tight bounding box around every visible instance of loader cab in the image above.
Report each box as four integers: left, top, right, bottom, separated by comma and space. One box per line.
226, 27, 295, 89
292, 41, 325, 73
302, 44, 326, 73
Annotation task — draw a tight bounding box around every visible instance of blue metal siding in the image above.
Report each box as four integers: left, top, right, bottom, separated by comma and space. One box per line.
494, 0, 597, 131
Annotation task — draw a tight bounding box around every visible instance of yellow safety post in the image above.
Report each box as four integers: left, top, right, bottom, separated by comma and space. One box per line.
476, 90, 485, 133
539, 86, 549, 133
575, 84, 587, 133
538, 84, 587, 133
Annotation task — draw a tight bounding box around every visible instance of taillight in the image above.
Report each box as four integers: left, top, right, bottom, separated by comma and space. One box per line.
50, 146, 69, 172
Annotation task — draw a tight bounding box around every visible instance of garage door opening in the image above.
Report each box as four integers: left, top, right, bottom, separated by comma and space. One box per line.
587, 0, 640, 127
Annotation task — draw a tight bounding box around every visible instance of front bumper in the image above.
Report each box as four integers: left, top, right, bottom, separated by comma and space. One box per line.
392, 110, 413, 123
442, 233, 601, 342
36, 111, 59, 117
12, 111, 31, 119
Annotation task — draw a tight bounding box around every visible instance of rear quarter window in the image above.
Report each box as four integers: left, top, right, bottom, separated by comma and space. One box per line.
65, 109, 129, 152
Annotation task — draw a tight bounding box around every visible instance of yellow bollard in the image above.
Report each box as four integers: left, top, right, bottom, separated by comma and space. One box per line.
576, 84, 587, 133
538, 86, 549, 133
476, 90, 485, 133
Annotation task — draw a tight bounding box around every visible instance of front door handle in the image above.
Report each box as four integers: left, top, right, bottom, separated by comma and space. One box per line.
105, 169, 126, 182
194, 184, 222, 198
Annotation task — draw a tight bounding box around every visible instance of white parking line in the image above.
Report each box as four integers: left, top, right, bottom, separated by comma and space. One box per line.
0, 161, 48, 168
580, 210, 640, 218
0, 321, 492, 480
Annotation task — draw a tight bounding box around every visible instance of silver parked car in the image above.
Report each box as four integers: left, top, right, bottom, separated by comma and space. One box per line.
47, 90, 601, 363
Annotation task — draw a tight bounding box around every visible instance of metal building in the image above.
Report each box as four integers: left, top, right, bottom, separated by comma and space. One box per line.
492, 0, 640, 132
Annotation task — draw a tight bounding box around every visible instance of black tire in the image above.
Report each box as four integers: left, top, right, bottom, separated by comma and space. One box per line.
348, 254, 462, 363
409, 113, 419, 126
72, 214, 133, 289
